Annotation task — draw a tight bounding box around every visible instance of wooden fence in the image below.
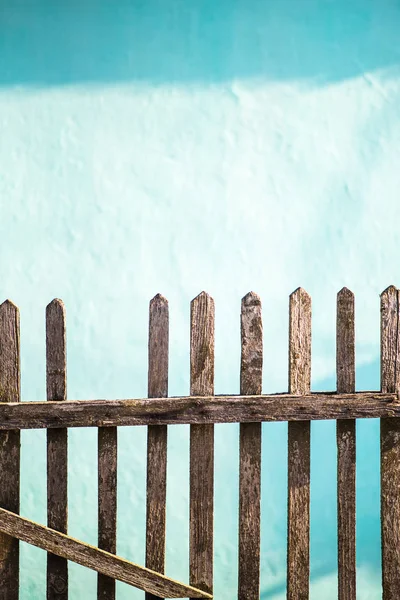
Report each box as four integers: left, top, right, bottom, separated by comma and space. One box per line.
0, 286, 399, 599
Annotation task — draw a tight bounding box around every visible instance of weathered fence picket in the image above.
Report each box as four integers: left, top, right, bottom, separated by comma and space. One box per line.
238, 292, 263, 600
0, 300, 21, 600
189, 292, 215, 599
287, 288, 312, 600
336, 288, 356, 600
0, 287, 399, 599
380, 285, 400, 600
146, 294, 169, 600
0, 392, 399, 428
98, 424, 117, 599
46, 298, 68, 600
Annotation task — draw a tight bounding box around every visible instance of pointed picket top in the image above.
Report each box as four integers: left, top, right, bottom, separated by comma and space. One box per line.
46, 298, 65, 309
191, 292, 215, 320
46, 299, 66, 337
0, 300, 20, 349
380, 286, 399, 323
150, 293, 168, 307
289, 288, 311, 327
192, 290, 213, 303
338, 286, 354, 298
241, 291, 261, 308
0, 299, 19, 311
290, 287, 310, 300
46, 298, 65, 320
381, 285, 398, 297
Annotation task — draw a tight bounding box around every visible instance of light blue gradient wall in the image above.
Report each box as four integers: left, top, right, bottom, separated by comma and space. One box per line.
1, 0, 400, 598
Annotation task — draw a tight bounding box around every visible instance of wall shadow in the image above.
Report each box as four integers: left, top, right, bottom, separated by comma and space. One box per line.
0, 0, 399, 87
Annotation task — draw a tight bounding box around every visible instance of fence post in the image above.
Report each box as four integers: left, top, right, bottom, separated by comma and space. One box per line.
146, 294, 169, 600
380, 285, 400, 600
0, 300, 21, 600
238, 292, 263, 600
287, 288, 311, 600
189, 292, 215, 598
336, 288, 356, 600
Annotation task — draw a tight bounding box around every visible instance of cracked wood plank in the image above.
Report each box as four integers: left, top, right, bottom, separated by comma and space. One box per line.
238, 292, 262, 600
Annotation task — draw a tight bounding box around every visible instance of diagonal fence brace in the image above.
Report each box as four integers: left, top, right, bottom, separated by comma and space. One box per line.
0, 507, 212, 599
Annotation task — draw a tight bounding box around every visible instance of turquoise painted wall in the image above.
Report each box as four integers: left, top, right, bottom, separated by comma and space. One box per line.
1, 0, 400, 597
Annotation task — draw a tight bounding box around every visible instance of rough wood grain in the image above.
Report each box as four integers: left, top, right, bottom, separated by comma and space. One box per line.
336, 288, 356, 600
98, 427, 117, 599
287, 288, 311, 600
146, 294, 169, 600
0, 300, 20, 600
238, 292, 262, 600
0, 507, 212, 599
380, 285, 400, 600
190, 292, 215, 598
1, 392, 400, 429
0, 392, 400, 428
97, 295, 118, 598
46, 299, 68, 600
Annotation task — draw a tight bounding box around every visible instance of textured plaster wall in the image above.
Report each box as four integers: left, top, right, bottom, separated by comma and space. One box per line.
1, 0, 400, 598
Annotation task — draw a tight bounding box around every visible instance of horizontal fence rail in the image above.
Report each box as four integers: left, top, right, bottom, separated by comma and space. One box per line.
0, 392, 399, 428
0, 286, 400, 600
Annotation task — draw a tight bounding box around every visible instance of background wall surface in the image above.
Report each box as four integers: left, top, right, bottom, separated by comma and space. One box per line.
1, 0, 400, 597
